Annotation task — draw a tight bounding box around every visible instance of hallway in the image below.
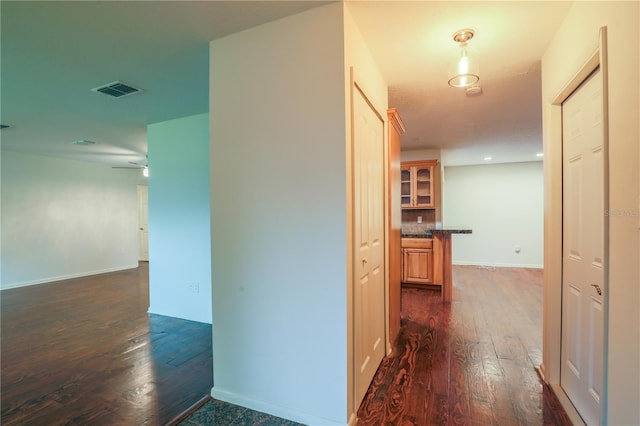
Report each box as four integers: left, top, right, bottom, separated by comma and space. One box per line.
358, 266, 571, 425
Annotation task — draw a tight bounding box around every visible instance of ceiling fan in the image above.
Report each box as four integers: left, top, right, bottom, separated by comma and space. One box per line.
112, 156, 148, 176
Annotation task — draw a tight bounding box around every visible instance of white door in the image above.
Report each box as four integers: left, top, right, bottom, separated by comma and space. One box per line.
353, 82, 386, 407
137, 185, 149, 261
561, 67, 604, 425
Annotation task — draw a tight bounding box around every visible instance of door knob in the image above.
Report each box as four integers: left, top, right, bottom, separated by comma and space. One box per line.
591, 284, 602, 296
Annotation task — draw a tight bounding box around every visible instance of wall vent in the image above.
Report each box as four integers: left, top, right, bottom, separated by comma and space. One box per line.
91, 81, 142, 98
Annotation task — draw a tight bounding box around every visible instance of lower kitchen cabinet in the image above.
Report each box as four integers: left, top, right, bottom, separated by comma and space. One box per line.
401, 238, 434, 284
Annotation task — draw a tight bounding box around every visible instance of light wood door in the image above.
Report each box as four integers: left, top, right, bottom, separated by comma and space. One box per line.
137, 185, 149, 261
561, 67, 604, 426
402, 248, 433, 284
400, 161, 436, 209
353, 82, 386, 407
413, 164, 433, 207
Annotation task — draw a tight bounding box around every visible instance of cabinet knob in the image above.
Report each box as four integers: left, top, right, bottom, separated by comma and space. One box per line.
362, 258, 368, 265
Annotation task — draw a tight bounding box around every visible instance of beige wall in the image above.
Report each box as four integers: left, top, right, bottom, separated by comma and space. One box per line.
343, 3, 389, 423
541, 2, 639, 424
401, 148, 441, 162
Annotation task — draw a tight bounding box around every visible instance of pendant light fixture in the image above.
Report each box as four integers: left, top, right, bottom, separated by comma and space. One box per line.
448, 29, 479, 88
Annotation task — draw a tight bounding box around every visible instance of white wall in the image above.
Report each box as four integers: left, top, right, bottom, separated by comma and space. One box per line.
209, 4, 349, 425
1, 151, 140, 289
147, 113, 211, 324
541, 2, 639, 424
209, 3, 387, 424
443, 161, 543, 268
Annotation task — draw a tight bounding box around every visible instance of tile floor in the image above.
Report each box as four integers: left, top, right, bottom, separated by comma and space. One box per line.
179, 399, 304, 426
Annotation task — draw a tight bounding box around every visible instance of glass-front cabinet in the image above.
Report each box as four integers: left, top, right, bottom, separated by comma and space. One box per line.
401, 160, 436, 209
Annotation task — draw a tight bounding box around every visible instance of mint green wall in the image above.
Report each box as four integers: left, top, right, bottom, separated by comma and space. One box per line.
1, 151, 140, 288
147, 113, 211, 324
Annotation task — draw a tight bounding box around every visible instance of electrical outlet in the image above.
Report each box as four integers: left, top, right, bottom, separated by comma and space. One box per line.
189, 283, 200, 293
514, 245, 521, 254
417, 216, 422, 224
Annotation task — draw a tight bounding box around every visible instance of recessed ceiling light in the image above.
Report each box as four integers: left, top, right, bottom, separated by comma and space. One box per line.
484, 156, 492, 161
69, 139, 96, 146
536, 152, 544, 157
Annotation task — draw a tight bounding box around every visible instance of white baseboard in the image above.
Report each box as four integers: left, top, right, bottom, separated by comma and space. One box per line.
211, 387, 348, 426
452, 260, 543, 269
550, 384, 586, 426
1, 264, 140, 290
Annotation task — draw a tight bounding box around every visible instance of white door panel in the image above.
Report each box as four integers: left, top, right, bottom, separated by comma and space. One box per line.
561, 68, 604, 426
353, 82, 386, 408
137, 185, 149, 262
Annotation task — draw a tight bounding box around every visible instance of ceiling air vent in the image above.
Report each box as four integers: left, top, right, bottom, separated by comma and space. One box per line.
91, 81, 142, 98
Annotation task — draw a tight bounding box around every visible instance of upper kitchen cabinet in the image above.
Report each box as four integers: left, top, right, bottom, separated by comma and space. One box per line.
401, 160, 438, 209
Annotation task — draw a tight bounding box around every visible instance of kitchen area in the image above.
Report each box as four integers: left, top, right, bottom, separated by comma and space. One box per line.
388, 109, 471, 342
399, 159, 471, 302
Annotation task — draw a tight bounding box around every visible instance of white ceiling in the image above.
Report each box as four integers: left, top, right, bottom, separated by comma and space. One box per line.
1, 1, 572, 168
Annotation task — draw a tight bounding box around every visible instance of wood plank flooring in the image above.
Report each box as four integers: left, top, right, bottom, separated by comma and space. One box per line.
3, 264, 570, 425
357, 265, 572, 426
1, 263, 212, 426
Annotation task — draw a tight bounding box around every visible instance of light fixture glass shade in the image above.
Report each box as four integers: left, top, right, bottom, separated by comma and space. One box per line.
448, 37, 479, 88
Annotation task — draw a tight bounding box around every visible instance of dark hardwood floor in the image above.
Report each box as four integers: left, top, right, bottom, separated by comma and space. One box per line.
1, 263, 212, 426
2, 264, 570, 425
358, 265, 572, 426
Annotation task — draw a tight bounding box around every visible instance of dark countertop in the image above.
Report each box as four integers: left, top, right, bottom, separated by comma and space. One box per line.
431, 228, 472, 235
401, 230, 433, 239
401, 227, 472, 239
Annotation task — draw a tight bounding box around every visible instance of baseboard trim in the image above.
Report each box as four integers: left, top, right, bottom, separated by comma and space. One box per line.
347, 412, 356, 426
1, 264, 140, 290
167, 394, 211, 426
452, 261, 544, 269
211, 387, 347, 426
549, 384, 586, 426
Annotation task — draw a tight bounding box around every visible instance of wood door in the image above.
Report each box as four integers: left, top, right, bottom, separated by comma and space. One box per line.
402, 248, 433, 284
413, 164, 433, 208
400, 166, 412, 208
353, 82, 386, 407
561, 67, 604, 426
137, 185, 149, 261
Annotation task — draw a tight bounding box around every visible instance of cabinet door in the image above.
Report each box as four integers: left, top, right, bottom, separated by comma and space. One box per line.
400, 167, 412, 207
414, 165, 434, 208
402, 248, 433, 284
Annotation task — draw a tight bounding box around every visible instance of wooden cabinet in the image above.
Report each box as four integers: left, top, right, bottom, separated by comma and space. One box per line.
401, 160, 437, 209
401, 238, 434, 284
387, 109, 404, 346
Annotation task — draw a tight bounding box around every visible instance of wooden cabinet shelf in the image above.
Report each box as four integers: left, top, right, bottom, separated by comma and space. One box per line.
401, 160, 437, 209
